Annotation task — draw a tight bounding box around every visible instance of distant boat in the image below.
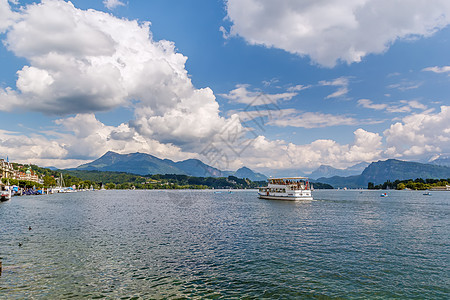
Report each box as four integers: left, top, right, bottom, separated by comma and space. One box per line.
380, 193, 388, 197
423, 192, 432, 196
258, 177, 313, 201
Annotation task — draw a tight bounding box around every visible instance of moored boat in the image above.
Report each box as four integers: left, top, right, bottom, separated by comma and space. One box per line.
258, 177, 313, 201
0, 183, 12, 202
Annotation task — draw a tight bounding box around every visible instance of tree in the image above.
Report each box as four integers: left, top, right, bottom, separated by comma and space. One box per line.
105, 183, 116, 189
396, 183, 406, 190
43, 175, 57, 187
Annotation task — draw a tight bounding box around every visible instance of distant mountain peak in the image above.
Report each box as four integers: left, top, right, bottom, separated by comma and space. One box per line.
233, 166, 267, 181
236, 166, 251, 171
75, 151, 267, 180
103, 150, 119, 156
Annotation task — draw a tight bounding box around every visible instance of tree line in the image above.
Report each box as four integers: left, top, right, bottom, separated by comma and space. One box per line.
368, 178, 449, 190
3, 165, 335, 190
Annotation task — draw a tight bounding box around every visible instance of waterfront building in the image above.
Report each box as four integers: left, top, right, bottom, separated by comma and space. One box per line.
430, 185, 450, 191
0, 158, 16, 180
17, 167, 43, 184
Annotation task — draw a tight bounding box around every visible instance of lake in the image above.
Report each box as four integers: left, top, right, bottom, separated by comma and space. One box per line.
0, 190, 449, 299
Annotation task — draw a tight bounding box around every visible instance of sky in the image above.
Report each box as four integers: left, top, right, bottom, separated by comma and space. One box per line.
0, 0, 449, 175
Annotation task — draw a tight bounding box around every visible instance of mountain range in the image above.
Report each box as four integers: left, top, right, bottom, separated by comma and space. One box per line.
309, 162, 369, 179
75, 151, 267, 181
74, 152, 450, 188
316, 159, 450, 188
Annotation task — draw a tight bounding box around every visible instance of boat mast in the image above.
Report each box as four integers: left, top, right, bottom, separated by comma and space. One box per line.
59, 173, 65, 188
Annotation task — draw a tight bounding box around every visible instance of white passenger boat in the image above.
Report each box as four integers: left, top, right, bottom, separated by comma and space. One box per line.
258, 177, 313, 201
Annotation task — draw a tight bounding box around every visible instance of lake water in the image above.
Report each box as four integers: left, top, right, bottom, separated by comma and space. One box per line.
0, 190, 448, 299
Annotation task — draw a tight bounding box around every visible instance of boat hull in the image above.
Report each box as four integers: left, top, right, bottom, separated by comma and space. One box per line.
0, 193, 11, 202
258, 194, 313, 201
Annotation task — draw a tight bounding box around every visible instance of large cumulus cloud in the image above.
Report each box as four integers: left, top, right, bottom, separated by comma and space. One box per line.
224, 0, 450, 66
384, 106, 450, 158
224, 128, 383, 172
0, 0, 230, 148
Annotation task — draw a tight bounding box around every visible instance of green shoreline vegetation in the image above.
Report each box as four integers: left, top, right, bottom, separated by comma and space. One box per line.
368, 178, 450, 190
3, 163, 448, 191
2, 165, 334, 190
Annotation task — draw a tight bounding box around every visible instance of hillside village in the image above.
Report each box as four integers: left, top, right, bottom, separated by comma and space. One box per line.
0, 158, 43, 185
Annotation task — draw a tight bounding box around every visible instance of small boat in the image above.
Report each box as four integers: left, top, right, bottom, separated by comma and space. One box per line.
380, 193, 388, 197
423, 192, 432, 196
0, 183, 12, 202
258, 177, 313, 201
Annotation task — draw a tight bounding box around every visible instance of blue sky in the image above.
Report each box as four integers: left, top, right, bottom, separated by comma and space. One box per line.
0, 0, 449, 175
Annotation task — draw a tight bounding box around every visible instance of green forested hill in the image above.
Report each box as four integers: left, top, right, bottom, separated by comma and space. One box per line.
74, 151, 267, 181
361, 159, 450, 184
317, 159, 450, 188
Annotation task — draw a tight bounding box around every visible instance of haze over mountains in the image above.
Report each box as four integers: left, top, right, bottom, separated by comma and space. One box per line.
428, 155, 450, 167
75, 151, 267, 181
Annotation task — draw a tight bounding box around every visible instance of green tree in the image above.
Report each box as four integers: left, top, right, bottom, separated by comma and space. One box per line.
396, 183, 406, 190
43, 175, 57, 187
105, 183, 116, 189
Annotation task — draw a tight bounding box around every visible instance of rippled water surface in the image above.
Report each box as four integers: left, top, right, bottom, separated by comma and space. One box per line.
0, 190, 449, 299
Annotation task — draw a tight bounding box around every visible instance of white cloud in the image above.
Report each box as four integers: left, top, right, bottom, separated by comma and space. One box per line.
103, 0, 125, 10
220, 84, 297, 105
387, 81, 422, 91
224, 0, 450, 67
0, 128, 71, 168
404, 100, 427, 110
384, 106, 450, 158
225, 129, 383, 171
386, 100, 428, 113
422, 66, 450, 73
55, 114, 194, 161
358, 99, 388, 110
2, 106, 447, 174
287, 84, 310, 92
266, 109, 357, 128
0, 114, 198, 168
262, 78, 280, 87
219, 25, 230, 39
319, 77, 349, 99
358, 99, 427, 113
0, 0, 234, 150
130, 88, 231, 147
0, 0, 18, 33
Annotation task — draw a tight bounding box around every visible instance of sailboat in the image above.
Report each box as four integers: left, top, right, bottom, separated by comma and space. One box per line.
52, 173, 66, 193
